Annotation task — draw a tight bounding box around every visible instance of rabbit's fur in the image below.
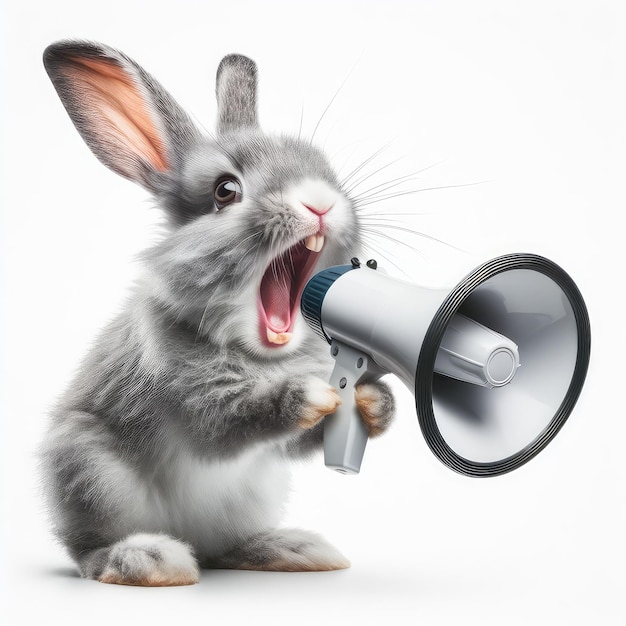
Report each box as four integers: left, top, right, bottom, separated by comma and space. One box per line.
40, 41, 394, 586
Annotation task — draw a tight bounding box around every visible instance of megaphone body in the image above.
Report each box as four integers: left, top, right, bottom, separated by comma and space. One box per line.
301, 253, 590, 477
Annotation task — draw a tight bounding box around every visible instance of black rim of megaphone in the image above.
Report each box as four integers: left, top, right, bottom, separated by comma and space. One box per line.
415, 253, 591, 477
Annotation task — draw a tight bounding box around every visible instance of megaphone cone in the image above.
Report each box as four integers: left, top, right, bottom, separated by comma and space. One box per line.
301, 253, 591, 477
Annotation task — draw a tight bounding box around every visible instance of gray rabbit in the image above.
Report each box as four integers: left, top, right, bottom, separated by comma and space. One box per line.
40, 41, 395, 586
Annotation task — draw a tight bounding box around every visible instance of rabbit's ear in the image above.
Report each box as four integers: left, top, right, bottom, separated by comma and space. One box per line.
216, 54, 258, 134
44, 41, 201, 191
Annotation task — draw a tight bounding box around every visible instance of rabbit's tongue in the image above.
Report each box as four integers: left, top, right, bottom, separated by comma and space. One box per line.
259, 238, 323, 344
261, 274, 292, 333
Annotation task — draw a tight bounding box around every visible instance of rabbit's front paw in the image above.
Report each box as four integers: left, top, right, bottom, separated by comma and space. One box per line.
298, 377, 341, 430
355, 381, 395, 437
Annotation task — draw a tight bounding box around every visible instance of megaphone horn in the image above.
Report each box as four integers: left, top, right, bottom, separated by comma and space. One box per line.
301, 253, 591, 477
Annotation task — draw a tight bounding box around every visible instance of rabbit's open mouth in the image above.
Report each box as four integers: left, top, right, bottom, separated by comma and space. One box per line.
258, 234, 324, 346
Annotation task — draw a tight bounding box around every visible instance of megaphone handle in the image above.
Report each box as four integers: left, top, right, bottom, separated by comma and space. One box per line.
324, 340, 386, 475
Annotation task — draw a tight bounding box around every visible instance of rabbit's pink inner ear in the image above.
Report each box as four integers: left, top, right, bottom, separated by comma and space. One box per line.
64, 56, 169, 174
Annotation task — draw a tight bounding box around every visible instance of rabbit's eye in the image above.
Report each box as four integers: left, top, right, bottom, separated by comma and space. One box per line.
214, 177, 242, 211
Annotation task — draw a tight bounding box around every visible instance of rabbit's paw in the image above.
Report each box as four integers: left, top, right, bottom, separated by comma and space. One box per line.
97, 533, 199, 586
298, 377, 341, 430
216, 528, 350, 571
355, 381, 395, 437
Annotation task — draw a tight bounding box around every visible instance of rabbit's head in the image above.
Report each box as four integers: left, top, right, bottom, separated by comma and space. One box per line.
44, 42, 360, 357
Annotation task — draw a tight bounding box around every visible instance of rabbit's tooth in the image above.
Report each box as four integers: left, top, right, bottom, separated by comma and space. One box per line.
305, 233, 325, 253
267, 328, 293, 345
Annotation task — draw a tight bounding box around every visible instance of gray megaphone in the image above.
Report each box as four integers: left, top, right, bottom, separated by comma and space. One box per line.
301, 253, 591, 477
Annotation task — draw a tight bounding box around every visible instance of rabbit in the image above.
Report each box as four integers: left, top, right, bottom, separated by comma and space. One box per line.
40, 40, 395, 586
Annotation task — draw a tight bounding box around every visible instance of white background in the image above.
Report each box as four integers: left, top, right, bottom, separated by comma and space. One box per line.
1, 1, 624, 624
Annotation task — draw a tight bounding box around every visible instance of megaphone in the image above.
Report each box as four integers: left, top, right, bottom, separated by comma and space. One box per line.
301, 253, 591, 477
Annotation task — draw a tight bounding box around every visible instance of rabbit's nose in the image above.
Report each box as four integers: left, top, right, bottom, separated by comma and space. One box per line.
302, 202, 334, 216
